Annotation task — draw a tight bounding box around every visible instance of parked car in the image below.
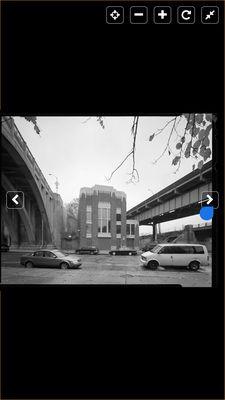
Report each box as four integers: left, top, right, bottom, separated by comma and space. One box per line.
1, 243, 10, 252
109, 248, 137, 256
20, 249, 82, 269
75, 246, 99, 255
140, 243, 209, 271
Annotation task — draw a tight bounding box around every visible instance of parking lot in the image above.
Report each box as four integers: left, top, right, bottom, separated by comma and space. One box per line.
1, 252, 212, 286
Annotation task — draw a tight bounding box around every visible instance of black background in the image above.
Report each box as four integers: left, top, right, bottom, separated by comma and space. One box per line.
1, 1, 224, 398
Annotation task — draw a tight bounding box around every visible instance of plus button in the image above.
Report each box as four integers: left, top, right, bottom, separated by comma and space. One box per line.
158, 9, 167, 19
154, 6, 172, 24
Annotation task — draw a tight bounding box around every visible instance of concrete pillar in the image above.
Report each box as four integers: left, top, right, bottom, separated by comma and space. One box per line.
134, 222, 139, 249
174, 224, 197, 244
152, 222, 157, 242
183, 225, 197, 243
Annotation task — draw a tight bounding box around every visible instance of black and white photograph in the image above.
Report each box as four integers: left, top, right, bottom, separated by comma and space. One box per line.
1, 115, 213, 286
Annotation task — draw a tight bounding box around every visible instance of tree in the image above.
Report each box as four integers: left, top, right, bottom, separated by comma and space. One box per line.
65, 198, 79, 219
23, 117, 41, 134
94, 114, 213, 182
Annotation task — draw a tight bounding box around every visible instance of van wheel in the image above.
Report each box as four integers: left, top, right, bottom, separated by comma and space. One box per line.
60, 262, 68, 270
25, 261, 33, 268
188, 261, 200, 271
147, 260, 158, 270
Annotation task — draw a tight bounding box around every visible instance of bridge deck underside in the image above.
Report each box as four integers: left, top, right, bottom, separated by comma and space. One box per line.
139, 201, 202, 225
128, 179, 212, 225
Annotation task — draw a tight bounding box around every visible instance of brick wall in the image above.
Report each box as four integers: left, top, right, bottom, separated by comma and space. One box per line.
78, 188, 129, 250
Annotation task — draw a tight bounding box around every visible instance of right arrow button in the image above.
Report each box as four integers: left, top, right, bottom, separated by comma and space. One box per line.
206, 194, 213, 205
201, 191, 219, 209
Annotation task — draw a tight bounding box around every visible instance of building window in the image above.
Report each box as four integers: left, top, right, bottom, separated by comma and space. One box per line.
116, 208, 121, 222
86, 205, 92, 223
126, 223, 135, 236
86, 205, 92, 237
126, 224, 130, 235
98, 202, 111, 236
86, 223, 92, 237
116, 225, 121, 234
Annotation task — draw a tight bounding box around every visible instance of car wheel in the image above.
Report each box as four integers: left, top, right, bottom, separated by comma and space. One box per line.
188, 261, 200, 271
25, 261, 33, 268
147, 260, 159, 270
60, 262, 68, 270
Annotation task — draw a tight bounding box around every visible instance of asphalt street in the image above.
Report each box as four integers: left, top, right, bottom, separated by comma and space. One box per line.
1, 251, 212, 286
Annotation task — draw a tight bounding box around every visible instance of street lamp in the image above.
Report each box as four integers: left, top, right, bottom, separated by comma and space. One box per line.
49, 173, 59, 193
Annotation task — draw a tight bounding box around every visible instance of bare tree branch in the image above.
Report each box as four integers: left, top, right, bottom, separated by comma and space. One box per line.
81, 117, 92, 124
151, 116, 178, 138
107, 116, 140, 183
152, 116, 179, 164
106, 149, 133, 181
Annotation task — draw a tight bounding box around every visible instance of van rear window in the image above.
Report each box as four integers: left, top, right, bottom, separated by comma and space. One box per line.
193, 246, 204, 254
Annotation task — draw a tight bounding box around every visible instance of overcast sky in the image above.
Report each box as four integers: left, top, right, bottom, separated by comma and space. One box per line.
14, 116, 212, 234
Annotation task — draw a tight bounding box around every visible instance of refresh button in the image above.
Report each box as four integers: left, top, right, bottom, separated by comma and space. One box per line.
177, 7, 195, 24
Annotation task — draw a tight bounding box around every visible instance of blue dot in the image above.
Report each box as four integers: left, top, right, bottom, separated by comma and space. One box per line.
200, 206, 214, 221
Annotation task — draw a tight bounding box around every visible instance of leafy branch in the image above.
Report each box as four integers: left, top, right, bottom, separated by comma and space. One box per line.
95, 113, 213, 181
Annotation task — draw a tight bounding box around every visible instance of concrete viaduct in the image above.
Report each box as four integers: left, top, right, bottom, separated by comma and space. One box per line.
1, 117, 64, 249
127, 160, 212, 240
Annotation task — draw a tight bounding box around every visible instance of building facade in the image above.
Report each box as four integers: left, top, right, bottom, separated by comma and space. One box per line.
78, 185, 139, 251
52, 193, 66, 248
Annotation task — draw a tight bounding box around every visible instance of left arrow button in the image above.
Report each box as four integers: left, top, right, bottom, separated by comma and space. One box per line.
12, 194, 19, 205
6, 191, 24, 209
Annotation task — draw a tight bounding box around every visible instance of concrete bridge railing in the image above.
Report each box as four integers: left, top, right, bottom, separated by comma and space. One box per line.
3, 117, 53, 199
2, 117, 65, 248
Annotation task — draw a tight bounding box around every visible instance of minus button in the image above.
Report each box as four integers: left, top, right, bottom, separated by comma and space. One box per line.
130, 7, 148, 24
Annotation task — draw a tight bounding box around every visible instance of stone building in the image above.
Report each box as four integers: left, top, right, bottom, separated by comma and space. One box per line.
52, 193, 65, 248
78, 185, 139, 251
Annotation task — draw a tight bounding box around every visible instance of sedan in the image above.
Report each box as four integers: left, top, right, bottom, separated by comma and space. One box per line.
75, 246, 99, 255
20, 249, 82, 269
109, 248, 137, 256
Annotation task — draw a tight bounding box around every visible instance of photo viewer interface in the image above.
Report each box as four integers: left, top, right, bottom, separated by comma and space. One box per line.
1, 1, 224, 399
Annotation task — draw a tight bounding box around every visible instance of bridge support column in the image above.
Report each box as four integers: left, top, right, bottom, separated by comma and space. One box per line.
153, 222, 157, 242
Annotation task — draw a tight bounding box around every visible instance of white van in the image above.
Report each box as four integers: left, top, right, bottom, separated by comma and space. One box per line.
140, 243, 209, 271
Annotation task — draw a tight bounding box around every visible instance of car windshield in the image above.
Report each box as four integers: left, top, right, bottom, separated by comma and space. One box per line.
52, 251, 66, 258
150, 245, 162, 253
